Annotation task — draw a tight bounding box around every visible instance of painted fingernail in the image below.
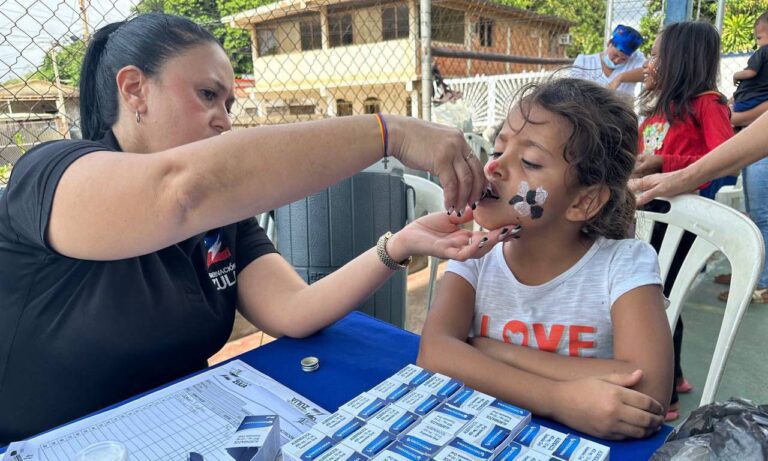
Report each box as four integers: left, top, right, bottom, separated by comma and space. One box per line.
448, 206, 455, 215
471, 202, 477, 210
500, 228, 509, 235
478, 241, 485, 249
457, 210, 463, 217
481, 237, 488, 243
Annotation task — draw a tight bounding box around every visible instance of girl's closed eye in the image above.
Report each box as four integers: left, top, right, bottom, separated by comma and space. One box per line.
522, 158, 542, 170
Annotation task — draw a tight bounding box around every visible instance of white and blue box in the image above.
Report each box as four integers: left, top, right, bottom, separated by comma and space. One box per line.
314, 444, 368, 461
315, 411, 367, 443
371, 441, 431, 461
400, 421, 455, 456
390, 364, 433, 389
394, 389, 441, 417
368, 378, 412, 403
420, 404, 473, 435
456, 417, 512, 453
225, 415, 280, 461
281, 429, 335, 461
341, 424, 396, 458
493, 443, 550, 461
433, 438, 495, 461
551, 434, 609, 461
415, 373, 463, 400
476, 401, 531, 437
368, 404, 420, 438
339, 392, 388, 420
513, 423, 567, 458
447, 388, 496, 416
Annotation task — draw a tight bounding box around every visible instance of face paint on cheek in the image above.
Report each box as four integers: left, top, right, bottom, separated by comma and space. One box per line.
508, 181, 548, 219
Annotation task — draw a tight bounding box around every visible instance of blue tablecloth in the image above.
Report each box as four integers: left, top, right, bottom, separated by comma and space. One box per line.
1, 311, 672, 459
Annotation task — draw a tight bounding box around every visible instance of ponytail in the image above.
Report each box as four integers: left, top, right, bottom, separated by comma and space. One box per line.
78, 13, 219, 141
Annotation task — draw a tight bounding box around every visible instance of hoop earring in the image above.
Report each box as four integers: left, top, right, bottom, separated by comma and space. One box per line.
135, 111, 141, 124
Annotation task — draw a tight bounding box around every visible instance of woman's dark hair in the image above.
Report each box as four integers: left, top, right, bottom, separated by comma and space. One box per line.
502, 78, 638, 240
639, 21, 724, 122
79, 13, 219, 140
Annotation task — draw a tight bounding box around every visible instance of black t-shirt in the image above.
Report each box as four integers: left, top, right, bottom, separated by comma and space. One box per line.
734, 45, 768, 103
0, 132, 277, 444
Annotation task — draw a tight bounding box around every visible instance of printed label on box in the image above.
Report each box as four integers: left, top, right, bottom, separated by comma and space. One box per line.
314, 444, 368, 461
342, 425, 396, 458
369, 378, 412, 403
372, 441, 432, 461
433, 438, 495, 461
391, 364, 433, 388
513, 423, 567, 456
281, 429, 335, 461
226, 415, 280, 461
493, 443, 550, 461
394, 389, 441, 416
400, 422, 455, 455
552, 435, 609, 461
315, 411, 367, 442
369, 405, 420, 437
339, 392, 388, 420
476, 402, 531, 436
456, 418, 511, 452
447, 388, 496, 415
415, 373, 463, 400
421, 404, 473, 435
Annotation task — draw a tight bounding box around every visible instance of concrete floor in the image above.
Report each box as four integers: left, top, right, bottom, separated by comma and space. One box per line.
211, 254, 768, 426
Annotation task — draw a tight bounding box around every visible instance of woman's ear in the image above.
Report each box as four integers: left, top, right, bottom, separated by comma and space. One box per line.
565, 185, 610, 223
115, 65, 148, 115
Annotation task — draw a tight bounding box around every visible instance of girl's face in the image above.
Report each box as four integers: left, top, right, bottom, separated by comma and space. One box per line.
642, 36, 661, 91
755, 21, 768, 48
605, 43, 630, 66
474, 104, 575, 235
140, 42, 235, 152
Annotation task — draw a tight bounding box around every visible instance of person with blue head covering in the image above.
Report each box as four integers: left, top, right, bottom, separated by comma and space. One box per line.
571, 25, 646, 96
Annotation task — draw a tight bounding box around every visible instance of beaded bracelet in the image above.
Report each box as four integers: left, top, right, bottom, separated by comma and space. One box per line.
373, 113, 388, 160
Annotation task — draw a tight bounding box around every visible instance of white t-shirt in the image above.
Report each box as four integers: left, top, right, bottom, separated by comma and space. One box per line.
446, 237, 662, 359
571, 51, 646, 95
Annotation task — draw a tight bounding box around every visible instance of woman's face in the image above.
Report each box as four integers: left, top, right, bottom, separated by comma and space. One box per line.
141, 42, 235, 152
605, 43, 630, 66
474, 103, 575, 235
642, 36, 661, 91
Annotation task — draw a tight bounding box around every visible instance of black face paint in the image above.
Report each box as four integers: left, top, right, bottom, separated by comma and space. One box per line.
509, 185, 546, 219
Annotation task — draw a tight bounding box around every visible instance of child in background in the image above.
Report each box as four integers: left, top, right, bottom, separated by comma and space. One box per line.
731, 12, 768, 128
418, 78, 672, 440
634, 21, 733, 421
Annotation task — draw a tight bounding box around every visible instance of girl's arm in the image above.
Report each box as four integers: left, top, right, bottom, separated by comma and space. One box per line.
732, 99, 768, 127
417, 273, 665, 440
607, 67, 644, 90
470, 284, 673, 411
46, 115, 484, 260
235, 210, 506, 338
632, 109, 768, 205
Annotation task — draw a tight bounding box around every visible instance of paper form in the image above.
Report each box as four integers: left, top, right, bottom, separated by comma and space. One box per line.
2, 360, 328, 461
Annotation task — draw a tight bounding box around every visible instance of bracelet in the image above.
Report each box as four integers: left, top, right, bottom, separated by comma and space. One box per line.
373, 113, 389, 159
376, 231, 411, 270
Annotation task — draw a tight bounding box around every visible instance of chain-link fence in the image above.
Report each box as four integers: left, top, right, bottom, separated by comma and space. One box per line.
0, 0, 764, 185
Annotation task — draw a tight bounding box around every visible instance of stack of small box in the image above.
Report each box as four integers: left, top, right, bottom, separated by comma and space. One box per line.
281, 365, 609, 461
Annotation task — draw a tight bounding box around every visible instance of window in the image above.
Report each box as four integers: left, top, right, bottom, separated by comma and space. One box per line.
329, 14, 353, 47
257, 29, 278, 56
300, 19, 322, 51
382, 5, 409, 41
336, 99, 353, 116
477, 18, 493, 47
432, 7, 464, 44
289, 104, 316, 115
363, 97, 381, 114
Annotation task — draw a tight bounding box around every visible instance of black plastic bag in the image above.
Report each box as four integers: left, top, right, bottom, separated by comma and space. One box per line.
651, 398, 768, 460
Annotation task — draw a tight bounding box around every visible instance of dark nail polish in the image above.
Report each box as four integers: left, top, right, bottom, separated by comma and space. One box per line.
457, 210, 462, 217
500, 228, 509, 235
471, 202, 477, 210
481, 237, 488, 243
478, 242, 485, 249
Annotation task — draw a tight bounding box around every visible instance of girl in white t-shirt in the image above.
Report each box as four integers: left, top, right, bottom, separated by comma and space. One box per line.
418, 78, 672, 440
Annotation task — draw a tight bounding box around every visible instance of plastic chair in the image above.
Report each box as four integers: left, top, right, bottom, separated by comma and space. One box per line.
464, 132, 493, 164
635, 195, 764, 405
715, 173, 744, 211
404, 173, 446, 310
257, 211, 276, 244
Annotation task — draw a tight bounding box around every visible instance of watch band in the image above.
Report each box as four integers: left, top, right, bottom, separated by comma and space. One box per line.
376, 231, 411, 270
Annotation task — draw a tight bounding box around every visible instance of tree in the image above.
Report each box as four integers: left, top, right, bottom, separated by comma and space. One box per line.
133, 0, 264, 75
33, 40, 87, 86
494, 0, 607, 57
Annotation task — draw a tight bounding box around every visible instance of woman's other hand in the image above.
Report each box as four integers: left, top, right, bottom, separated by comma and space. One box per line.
387, 116, 486, 214
629, 170, 694, 206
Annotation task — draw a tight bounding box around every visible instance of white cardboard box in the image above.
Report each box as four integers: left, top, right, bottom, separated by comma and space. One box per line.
315, 411, 367, 443
368, 404, 420, 438
281, 429, 335, 461
341, 424, 396, 458
225, 415, 280, 461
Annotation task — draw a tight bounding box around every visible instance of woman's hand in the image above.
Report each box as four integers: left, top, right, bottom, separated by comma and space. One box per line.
386, 208, 513, 263
552, 370, 665, 440
629, 170, 696, 206
386, 116, 486, 214
633, 154, 663, 177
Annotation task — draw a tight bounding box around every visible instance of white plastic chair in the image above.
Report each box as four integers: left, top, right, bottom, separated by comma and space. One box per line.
714, 173, 744, 211
635, 195, 764, 405
404, 174, 446, 309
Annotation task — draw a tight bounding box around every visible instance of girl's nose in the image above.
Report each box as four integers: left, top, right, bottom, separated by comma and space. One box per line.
485, 159, 499, 175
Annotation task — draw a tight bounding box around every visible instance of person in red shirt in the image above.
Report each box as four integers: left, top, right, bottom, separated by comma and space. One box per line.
634, 21, 734, 423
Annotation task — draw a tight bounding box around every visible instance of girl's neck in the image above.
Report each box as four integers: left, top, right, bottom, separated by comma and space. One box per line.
503, 227, 596, 286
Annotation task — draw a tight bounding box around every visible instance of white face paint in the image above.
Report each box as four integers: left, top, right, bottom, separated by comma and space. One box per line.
509, 181, 548, 219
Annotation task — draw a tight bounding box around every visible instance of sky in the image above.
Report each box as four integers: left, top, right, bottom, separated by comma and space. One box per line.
0, 0, 134, 81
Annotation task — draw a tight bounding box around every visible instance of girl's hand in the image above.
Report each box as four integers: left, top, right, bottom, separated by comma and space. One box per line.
633, 154, 663, 177
552, 370, 665, 440
386, 208, 512, 263
386, 116, 486, 214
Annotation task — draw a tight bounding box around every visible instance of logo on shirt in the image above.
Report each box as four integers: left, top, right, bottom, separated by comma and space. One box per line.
479, 314, 597, 357
204, 230, 236, 291
641, 121, 669, 156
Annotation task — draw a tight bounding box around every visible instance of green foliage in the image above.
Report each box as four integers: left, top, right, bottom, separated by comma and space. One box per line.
639, 0, 663, 55
132, 0, 263, 75
0, 164, 12, 184
723, 13, 761, 52
25, 40, 87, 86
493, 0, 606, 57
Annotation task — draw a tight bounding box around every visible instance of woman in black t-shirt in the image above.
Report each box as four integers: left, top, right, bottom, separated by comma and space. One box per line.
0, 13, 507, 443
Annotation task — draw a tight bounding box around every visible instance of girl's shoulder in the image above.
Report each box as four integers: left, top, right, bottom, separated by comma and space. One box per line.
694, 91, 728, 105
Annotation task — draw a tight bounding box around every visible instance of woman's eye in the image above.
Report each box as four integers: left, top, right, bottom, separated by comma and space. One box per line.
522, 158, 542, 170
201, 89, 216, 101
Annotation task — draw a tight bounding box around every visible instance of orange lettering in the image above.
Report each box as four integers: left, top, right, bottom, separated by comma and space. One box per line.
568, 325, 596, 356
480, 314, 490, 337
532, 324, 565, 353
503, 320, 528, 346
